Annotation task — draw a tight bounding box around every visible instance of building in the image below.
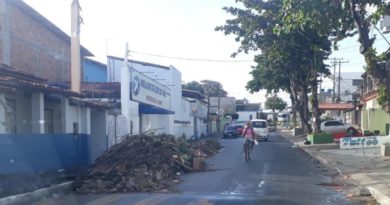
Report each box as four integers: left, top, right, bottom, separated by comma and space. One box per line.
320, 72, 362, 103
360, 72, 390, 135
182, 89, 208, 138
209, 97, 236, 114
0, 0, 109, 174
83, 58, 107, 82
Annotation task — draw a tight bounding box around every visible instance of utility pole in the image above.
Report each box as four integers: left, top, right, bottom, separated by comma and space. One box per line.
71, 0, 81, 92
337, 59, 349, 103
331, 58, 339, 103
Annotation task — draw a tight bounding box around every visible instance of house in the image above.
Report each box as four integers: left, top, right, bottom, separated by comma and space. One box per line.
83, 58, 107, 82
182, 89, 208, 138
0, 0, 109, 174
360, 72, 390, 135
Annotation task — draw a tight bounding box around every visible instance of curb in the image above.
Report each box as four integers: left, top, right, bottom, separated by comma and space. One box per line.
0, 181, 73, 205
278, 131, 388, 205
367, 186, 390, 205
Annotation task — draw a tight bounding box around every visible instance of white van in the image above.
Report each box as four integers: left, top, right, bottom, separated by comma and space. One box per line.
251, 119, 269, 141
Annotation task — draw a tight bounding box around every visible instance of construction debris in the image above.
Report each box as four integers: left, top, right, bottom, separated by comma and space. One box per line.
73, 134, 221, 194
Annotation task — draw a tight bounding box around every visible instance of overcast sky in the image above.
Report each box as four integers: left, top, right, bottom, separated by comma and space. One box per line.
23, 0, 390, 105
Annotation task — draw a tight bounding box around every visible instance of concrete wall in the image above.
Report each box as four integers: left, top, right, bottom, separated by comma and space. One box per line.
0, 133, 90, 174
15, 92, 32, 134
44, 99, 63, 133
141, 114, 171, 135
1, 0, 72, 81
236, 111, 257, 123
90, 110, 107, 162
361, 99, 390, 135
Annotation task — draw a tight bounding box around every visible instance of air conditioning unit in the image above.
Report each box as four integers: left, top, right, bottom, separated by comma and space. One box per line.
380, 16, 390, 34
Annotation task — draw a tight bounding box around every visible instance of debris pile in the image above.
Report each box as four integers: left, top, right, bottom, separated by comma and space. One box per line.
73, 134, 221, 194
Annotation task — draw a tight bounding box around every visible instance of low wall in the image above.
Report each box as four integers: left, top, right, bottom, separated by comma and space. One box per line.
0, 134, 90, 174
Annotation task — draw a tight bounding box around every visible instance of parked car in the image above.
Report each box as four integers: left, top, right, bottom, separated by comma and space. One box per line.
320, 120, 355, 134
251, 119, 269, 141
223, 125, 241, 138
236, 124, 245, 135
268, 122, 276, 132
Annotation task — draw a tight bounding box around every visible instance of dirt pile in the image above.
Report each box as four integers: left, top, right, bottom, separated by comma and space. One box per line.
73, 134, 221, 194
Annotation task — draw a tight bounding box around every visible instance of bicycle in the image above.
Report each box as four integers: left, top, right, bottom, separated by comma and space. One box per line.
243, 139, 254, 161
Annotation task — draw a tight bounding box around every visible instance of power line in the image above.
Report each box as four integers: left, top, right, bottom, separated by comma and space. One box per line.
129, 50, 253, 63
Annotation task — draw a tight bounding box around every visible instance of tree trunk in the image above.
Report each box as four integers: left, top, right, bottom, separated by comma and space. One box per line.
290, 78, 311, 134
290, 94, 297, 128
301, 86, 312, 134
311, 75, 321, 134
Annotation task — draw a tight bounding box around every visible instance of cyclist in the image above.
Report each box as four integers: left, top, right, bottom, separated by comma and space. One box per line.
242, 121, 255, 158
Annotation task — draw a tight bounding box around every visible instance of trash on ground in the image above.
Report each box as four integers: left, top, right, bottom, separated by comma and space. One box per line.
73, 134, 221, 194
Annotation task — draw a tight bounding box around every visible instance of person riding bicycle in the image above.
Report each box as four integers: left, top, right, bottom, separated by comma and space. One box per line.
242, 121, 255, 151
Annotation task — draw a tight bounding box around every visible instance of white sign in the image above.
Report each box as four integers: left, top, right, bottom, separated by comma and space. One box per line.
340, 136, 390, 149
130, 69, 171, 110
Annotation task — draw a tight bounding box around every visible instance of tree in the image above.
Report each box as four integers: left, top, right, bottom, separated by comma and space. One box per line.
182, 81, 205, 95
265, 96, 287, 118
216, 0, 331, 133
279, 0, 390, 111
200, 80, 227, 97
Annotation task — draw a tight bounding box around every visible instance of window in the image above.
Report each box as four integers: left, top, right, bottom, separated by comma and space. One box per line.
325, 121, 344, 127
252, 121, 266, 128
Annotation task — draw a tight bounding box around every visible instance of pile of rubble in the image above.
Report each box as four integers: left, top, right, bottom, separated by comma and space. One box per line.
73, 134, 221, 194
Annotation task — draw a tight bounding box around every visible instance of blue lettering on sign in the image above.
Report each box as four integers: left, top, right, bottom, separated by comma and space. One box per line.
137, 77, 169, 97
343, 136, 379, 147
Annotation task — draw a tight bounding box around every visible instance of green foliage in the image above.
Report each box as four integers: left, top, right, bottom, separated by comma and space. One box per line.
216, 0, 331, 133
265, 96, 287, 112
182, 81, 205, 94
200, 80, 228, 97
182, 80, 228, 97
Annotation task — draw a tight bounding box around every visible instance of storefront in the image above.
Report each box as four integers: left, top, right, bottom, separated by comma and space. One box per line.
107, 56, 175, 137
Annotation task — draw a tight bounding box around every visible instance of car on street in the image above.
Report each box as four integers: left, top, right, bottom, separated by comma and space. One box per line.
320, 120, 355, 134
268, 122, 276, 132
236, 124, 245, 135
251, 119, 269, 141
223, 125, 241, 138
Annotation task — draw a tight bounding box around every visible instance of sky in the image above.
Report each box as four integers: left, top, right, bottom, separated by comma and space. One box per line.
23, 0, 390, 105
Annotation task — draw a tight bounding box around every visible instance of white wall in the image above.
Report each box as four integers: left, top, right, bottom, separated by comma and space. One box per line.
141, 114, 171, 134
174, 99, 193, 138
236, 111, 257, 123
62, 99, 91, 134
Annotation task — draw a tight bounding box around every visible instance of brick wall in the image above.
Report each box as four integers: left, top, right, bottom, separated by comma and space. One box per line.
6, 3, 71, 82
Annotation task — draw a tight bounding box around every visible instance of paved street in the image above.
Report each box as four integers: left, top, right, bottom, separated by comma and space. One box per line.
33, 133, 369, 205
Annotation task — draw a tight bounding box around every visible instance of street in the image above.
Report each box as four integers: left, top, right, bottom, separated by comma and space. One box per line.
31, 132, 372, 205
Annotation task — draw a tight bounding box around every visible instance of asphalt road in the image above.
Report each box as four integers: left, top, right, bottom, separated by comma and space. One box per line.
32, 133, 367, 205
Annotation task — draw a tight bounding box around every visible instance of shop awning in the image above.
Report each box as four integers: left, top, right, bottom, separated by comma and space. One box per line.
139, 103, 174, 115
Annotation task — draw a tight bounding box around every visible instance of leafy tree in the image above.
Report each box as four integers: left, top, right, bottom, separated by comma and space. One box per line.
216, 0, 331, 133
182, 81, 205, 95
265, 96, 287, 119
279, 0, 390, 112
200, 80, 228, 97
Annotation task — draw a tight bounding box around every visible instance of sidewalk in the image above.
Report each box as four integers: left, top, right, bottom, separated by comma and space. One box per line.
279, 129, 390, 205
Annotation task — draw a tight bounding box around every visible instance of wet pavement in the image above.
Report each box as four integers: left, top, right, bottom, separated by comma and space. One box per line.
32, 133, 373, 205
